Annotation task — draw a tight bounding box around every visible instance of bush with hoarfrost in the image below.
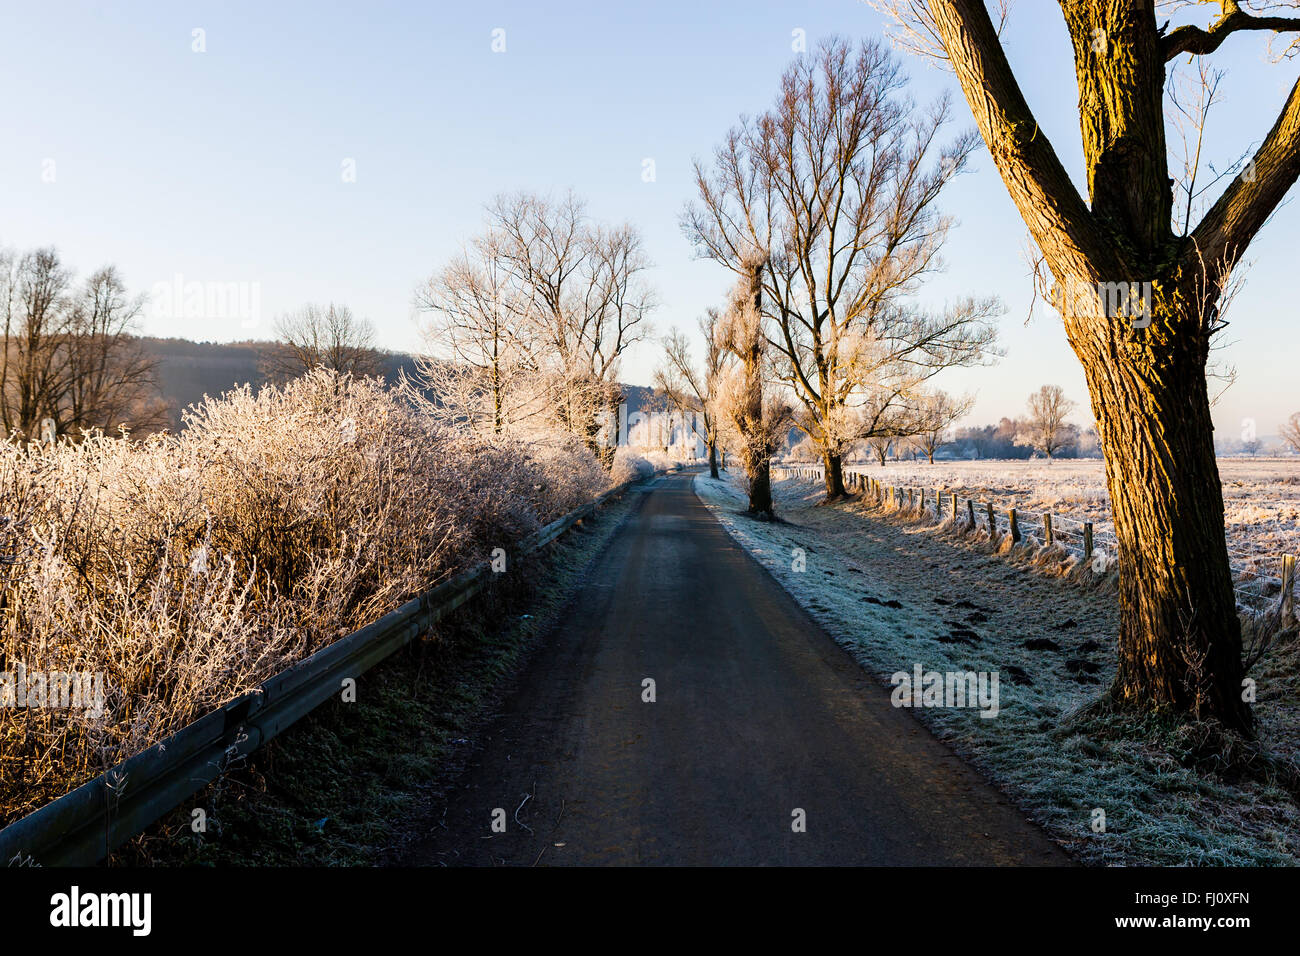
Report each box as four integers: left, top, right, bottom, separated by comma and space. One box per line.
0, 369, 608, 822
609, 448, 688, 485
610, 448, 655, 485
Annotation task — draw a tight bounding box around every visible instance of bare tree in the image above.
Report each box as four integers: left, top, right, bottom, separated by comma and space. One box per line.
264, 303, 383, 381
911, 389, 972, 462
62, 267, 167, 436
487, 191, 655, 464
1279, 412, 1300, 454
711, 256, 790, 518
1015, 385, 1079, 459
1, 248, 71, 438
867, 436, 894, 466
414, 232, 549, 437
1, 248, 163, 440
657, 310, 728, 478
684, 37, 1001, 500
871, 0, 1300, 730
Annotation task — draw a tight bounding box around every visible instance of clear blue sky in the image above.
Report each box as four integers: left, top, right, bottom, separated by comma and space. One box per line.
2, 0, 1297, 433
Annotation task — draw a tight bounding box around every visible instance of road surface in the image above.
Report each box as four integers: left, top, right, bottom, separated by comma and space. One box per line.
400, 471, 1070, 866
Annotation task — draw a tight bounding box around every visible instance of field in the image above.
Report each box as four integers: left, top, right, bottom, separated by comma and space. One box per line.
784, 456, 1300, 614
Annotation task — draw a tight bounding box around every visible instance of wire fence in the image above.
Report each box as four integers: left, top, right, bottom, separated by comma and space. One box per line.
771, 464, 1295, 616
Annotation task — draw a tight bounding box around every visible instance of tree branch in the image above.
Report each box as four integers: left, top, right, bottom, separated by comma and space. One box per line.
927, 0, 1119, 278
1189, 73, 1300, 269
1163, 4, 1300, 61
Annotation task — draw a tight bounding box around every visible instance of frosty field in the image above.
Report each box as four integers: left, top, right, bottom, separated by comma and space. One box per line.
792, 456, 1300, 612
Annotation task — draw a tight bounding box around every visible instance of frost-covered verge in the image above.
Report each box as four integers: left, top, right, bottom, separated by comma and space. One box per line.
0, 370, 609, 824
695, 469, 1300, 866
798, 456, 1300, 612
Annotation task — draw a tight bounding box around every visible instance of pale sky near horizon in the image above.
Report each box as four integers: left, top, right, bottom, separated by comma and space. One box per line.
2, 1, 1297, 434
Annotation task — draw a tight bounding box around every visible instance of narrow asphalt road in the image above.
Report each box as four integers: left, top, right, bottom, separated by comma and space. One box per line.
401, 472, 1070, 866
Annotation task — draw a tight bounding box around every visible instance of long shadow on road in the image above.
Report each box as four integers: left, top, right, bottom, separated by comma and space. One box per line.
398, 472, 1070, 866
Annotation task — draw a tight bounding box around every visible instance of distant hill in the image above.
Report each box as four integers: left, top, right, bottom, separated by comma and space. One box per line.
141, 338, 421, 430
140, 338, 675, 433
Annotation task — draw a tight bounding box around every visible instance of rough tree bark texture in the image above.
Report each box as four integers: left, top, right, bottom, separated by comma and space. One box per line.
1078, 277, 1247, 726
822, 451, 846, 500
923, 0, 1295, 730
737, 263, 774, 518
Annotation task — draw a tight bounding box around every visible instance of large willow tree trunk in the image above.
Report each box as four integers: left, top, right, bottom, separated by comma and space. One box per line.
822, 450, 846, 499
731, 259, 775, 519
920, 0, 1300, 733
1071, 279, 1250, 729
748, 459, 773, 517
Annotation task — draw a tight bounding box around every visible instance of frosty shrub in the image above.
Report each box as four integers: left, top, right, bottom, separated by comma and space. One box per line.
610, 448, 655, 485
0, 369, 608, 822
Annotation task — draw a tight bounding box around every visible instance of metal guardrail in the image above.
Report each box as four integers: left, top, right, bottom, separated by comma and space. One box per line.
1, 469, 675, 866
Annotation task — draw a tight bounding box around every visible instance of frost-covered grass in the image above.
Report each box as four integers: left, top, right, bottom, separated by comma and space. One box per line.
794, 456, 1300, 613
695, 469, 1300, 866
0, 370, 611, 825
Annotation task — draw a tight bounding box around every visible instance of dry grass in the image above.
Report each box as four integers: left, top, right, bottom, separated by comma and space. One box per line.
0, 369, 609, 824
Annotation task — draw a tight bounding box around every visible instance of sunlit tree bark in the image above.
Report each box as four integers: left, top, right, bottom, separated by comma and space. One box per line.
873, 0, 1300, 730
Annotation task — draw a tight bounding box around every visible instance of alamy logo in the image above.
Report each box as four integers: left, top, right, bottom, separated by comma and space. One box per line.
50, 886, 151, 936
1, 665, 105, 718
1051, 277, 1152, 328
150, 273, 262, 329
890, 663, 1000, 718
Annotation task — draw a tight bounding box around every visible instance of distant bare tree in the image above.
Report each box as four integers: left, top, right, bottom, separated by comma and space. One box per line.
1, 247, 164, 439
63, 267, 167, 436
264, 303, 383, 381
1280, 412, 1300, 455
911, 390, 972, 463
487, 191, 655, 464
683, 36, 1001, 500
415, 232, 547, 437
867, 436, 894, 466
1, 248, 71, 438
1017, 385, 1078, 459
657, 310, 728, 478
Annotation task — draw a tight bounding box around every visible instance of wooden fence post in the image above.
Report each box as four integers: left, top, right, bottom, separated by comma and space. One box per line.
951, 492, 958, 522
1044, 513, 1053, 546
986, 502, 995, 534
1281, 555, 1295, 621
1009, 508, 1021, 543
1083, 522, 1094, 561
966, 499, 975, 528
